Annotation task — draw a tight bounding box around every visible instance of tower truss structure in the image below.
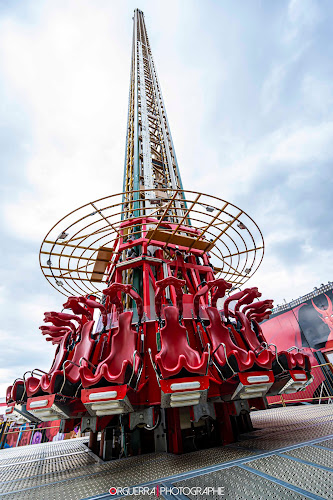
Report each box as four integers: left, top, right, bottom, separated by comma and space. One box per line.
123, 9, 186, 220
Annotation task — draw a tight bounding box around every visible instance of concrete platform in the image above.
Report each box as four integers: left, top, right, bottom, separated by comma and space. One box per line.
0, 405, 332, 499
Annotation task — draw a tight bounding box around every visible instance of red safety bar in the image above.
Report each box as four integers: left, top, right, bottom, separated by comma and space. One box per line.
40, 320, 95, 395
224, 288, 274, 369
155, 277, 186, 319
206, 306, 255, 379
26, 331, 71, 397
103, 282, 144, 321
193, 278, 232, 318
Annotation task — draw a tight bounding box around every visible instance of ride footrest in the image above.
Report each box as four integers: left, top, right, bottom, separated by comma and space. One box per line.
267, 370, 313, 396
81, 385, 133, 417
279, 370, 313, 395
27, 394, 71, 421
232, 371, 274, 400
5, 403, 39, 424
160, 376, 209, 408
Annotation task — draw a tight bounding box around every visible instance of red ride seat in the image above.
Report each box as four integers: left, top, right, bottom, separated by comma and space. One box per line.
79, 311, 141, 388
243, 302, 304, 373
10, 380, 25, 403
40, 320, 95, 395
206, 307, 255, 378
155, 306, 209, 379
292, 351, 310, 370
234, 310, 274, 369
6, 385, 13, 404
26, 332, 71, 397
273, 349, 310, 374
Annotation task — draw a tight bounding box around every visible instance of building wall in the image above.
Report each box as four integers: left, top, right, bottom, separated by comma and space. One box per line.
262, 288, 333, 356
262, 288, 333, 404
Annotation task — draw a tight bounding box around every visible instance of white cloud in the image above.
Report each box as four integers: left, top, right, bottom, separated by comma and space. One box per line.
0, 325, 56, 395
286, 0, 321, 42
17, 294, 60, 323
248, 253, 332, 307
302, 74, 333, 116
261, 63, 288, 114
0, 1, 128, 240
288, 0, 321, 29
196, 119, 333, 205
271, 121, 333, 164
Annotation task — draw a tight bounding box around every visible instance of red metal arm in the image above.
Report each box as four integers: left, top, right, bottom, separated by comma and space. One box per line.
155, 276, 186, 319
103, 282, 144, 322
63, 297, 93, 321
193, 278, 232, 318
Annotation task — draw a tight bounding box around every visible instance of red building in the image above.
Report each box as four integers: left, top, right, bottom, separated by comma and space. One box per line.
262, 282, 333, 404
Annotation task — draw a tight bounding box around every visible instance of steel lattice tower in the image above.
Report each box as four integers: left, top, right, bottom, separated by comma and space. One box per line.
123, 9, 186, 220
40, 9, 265, 301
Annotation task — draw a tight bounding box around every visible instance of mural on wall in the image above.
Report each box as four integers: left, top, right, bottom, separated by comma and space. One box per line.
262, 289, 333, 356
299, 292, 333, 350
1, 420, 80, 448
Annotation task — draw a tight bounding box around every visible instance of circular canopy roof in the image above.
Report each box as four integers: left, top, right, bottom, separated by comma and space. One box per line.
39, 189, 264, 298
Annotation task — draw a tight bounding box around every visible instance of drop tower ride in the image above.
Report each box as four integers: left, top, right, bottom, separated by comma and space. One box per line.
6, 10, 312, 457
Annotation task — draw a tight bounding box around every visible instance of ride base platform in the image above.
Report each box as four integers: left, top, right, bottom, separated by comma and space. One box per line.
1, 405, 333, 499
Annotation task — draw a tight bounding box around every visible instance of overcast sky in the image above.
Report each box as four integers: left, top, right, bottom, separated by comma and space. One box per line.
1, 0, 333, 396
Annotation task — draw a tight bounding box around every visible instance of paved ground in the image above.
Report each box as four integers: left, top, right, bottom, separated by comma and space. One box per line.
0, 405, 333, 499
